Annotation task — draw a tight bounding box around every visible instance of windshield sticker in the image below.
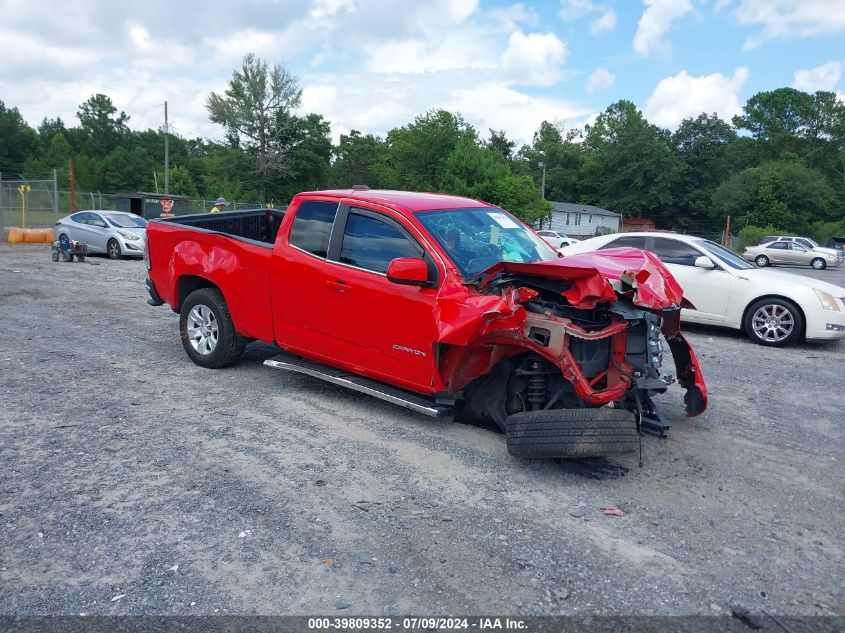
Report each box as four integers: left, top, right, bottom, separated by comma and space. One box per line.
488, 212, 520, 229
490, 225, 500, 244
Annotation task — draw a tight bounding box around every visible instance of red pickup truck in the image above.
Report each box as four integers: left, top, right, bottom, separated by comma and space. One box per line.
145, 189, 706, 459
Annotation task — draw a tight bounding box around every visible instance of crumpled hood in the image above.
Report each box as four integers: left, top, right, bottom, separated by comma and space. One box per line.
481, 247, 687, 310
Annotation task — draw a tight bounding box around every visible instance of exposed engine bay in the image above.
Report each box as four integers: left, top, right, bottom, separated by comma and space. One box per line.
434, 252, 708, 448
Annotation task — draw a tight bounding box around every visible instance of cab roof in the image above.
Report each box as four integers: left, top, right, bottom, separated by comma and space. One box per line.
300, 189, 496, 212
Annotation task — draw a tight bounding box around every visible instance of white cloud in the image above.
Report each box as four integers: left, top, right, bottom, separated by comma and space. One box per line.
633, 0, 694, 56
310, 0, 355, 20
586, 67, 615, 92
734, 0, 845, 50
793, 61, 843, 93
590, 10, 618, 34
560, 0, 617, 35
300, 73, 587, 146
644, 66, 749, 129
560, 0, 601, 20
500, 30, 568, 86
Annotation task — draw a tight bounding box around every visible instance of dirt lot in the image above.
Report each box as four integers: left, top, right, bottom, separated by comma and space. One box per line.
1, 243, 843, 617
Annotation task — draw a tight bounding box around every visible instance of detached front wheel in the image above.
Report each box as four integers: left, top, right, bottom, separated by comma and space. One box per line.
179, 288, 245, 368
506, 408, 638, 459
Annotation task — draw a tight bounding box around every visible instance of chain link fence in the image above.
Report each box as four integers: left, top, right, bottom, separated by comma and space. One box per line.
1, 171, 264, 236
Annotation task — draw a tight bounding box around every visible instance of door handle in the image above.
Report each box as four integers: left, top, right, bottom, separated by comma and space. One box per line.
326, 279, 349, 293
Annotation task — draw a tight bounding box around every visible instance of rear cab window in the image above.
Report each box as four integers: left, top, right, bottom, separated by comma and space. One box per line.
288, 200, 339, 258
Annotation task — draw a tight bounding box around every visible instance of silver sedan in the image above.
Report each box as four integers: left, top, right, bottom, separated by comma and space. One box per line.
54, 210, 147, 259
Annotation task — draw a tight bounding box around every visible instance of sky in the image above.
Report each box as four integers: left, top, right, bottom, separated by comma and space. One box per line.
1, 0, 844, 146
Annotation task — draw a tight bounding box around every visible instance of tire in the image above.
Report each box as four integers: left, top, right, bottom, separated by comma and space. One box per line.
506, 408, 638, 459
179, 288, 245, 368
61, 251, 73, 262
811, 258, 826, 270
107, 239, 122, 259
77, 254, 85, 262
51, 250, 60, 262
743, 297, 804, 347
755, 255, 769, 267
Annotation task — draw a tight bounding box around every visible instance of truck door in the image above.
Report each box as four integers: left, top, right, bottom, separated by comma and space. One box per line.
321, 204, 441, 393
270, 199, 339, 355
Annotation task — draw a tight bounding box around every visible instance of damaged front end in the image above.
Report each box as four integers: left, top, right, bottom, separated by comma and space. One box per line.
436, 249, 707, 457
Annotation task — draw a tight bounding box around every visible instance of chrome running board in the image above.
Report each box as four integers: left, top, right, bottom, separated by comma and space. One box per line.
264, 352, 452, 418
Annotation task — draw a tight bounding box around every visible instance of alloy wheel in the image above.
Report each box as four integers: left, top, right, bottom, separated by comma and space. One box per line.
186, 304, 219, 355
751, 304, 794, 343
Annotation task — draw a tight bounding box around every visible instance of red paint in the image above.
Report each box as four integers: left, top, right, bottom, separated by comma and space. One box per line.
147, 189, 707, 417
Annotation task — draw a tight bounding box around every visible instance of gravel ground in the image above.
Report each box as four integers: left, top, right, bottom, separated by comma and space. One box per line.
1, 243, 843, 616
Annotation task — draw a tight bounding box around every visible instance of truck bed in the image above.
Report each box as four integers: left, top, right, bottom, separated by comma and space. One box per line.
158, 208, 287, 245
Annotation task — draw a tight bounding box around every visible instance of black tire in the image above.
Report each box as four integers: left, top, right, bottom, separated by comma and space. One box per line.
755, 255, 769, 267
506, 408, 638, 459
51, 250, 60, 262
77, 254, 85, 262
743, 297, 804, 347
107, 239, 122, 259
61, 251, 73, 262
179, 288, 245, 368
811, 258, 826, 270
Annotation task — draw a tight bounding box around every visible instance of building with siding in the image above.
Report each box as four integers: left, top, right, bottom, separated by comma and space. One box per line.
548, 202, 621, 238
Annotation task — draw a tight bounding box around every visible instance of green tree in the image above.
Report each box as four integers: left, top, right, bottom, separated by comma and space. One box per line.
581, 100, 681, 218
385, 110, 477, 190
732, 88, 814, 159
672, 113, 737, 232
207, 54, 302, 197
332, 130, 388, 188
485, 129, 516, 162
712, 160, 837, 232
0, 100, 39, 173
268, 113, 333, 202
77, 94, 130, 155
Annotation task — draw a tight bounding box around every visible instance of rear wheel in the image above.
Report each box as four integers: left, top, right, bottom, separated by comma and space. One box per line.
506, 408, 638, 459
51, 250, 60, 262
755, 255, 769, 267
811, 258, 826, 270
107, 239, 122, 259
179, 288, 245, 368
744, 298, 803, 347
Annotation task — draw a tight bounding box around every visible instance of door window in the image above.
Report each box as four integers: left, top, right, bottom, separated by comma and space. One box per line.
650, 237, 703, 266
339, 212, 419, 274
71, 212, 91, 223
768, 242, 788, 250
789, 243, 808, 252
289, 200, 339, 258
599, 235, 648, 249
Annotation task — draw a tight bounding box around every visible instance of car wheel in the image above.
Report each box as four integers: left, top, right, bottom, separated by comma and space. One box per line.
755, 255, 769, 267
811, 258, 826, 270
743, 298, 803, 347
179, 288, 246, 368
107, 239, 122, 259
51, 250, 60, 262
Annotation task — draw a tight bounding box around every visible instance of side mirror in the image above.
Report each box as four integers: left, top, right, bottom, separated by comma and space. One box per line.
694, 255, 715, 270
386, 257, 430, 287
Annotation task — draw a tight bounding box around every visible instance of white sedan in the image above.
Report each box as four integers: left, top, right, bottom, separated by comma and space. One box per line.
536, 230, 580, 249
560, 231, 845, 347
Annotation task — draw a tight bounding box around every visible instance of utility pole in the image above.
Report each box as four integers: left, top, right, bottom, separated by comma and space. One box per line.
539, 160, 547, 229
164, 100, 170, 195
53, 168, 59, 220
69, 160, 76, 212
723, 215, 731, 248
